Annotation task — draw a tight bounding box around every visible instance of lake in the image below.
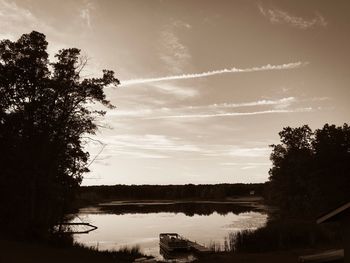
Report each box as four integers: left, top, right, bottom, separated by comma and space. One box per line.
72, 200, 268, 261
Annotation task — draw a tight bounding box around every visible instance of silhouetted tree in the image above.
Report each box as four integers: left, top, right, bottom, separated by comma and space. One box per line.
311, 124, 350, 211
77, 183, 264, 204
268, 124, 350, 217
0, 31, 119, 239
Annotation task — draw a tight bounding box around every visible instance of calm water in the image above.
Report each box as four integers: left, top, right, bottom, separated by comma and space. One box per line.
72, 202, 268, 260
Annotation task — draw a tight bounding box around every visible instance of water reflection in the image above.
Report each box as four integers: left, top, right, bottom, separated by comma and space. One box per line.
160, 246, 196, 262
73, 202, 267, 260
97, 200, 263, 216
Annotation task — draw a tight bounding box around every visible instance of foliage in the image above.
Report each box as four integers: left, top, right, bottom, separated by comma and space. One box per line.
0, 239, 144, 263
0, 31, 119, 239
232, 220, 342, 252
267, 124, 350, 217
77, 183, 264, 205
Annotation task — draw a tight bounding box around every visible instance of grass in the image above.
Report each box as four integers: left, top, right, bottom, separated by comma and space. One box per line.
230, 219, 342, 253
196, 220, 343, 263
72, 242, 143, 258
0, 238, 146, 263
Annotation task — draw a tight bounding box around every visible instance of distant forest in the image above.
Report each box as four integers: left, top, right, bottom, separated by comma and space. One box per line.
77, 183, 264, 205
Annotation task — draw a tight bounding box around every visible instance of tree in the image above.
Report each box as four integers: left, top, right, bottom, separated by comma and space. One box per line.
0, 31, 119, 239
268, 124, 350, 217
268, 125, 314, 216
311, 124, 350, 210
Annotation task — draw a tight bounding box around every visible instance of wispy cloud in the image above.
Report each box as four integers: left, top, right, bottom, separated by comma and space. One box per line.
172, 19, 192, 29
100, 134, 201, 153
201, 145, 272, 158
145, 108, 313, 120
150, 82, 199, 98
0, 0, 68, 58
229, 147, 270, 157
105, 97, 297, 118
220, 162, 271, 166
104, 96, 326, 119
100, 150, 170, 159
106, 109, 154, 117
120, 62, 308, 87
183, 97, 298, 112
80, 1, 95, 29
207, 97, 296, 110
160, 28, 191, 74
258, 5, 327, 29
87, 134, 202, 159
0, 0, 37, 40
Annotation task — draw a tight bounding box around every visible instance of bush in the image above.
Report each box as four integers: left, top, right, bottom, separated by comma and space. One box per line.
231, 220, 342, 252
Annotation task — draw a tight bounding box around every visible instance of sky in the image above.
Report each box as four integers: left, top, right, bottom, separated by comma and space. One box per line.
1, 0, 349, 185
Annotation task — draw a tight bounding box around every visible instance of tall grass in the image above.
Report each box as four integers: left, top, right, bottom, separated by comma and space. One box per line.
230, 220, 342, 253
48, 231, 144, 261
71, 242, 144, 261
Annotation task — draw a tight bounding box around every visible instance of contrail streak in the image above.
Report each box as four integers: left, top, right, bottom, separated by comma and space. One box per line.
145, 108, 313, 120
120, 62, 308, 87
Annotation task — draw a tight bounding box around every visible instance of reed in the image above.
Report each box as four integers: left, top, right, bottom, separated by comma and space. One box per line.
230, 220, 342, 253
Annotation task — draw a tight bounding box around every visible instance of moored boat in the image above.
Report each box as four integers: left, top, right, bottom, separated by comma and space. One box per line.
159, 233, 190, 252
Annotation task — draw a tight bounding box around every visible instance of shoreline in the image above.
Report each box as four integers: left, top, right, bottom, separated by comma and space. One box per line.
77, 196, 268, 214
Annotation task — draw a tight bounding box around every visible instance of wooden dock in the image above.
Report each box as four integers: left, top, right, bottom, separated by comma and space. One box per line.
188, 241, 211, 253
159, 233, 211, 254
298, 249, 344, 263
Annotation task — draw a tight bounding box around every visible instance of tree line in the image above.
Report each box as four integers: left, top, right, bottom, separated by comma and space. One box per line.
77, 183, 264, 205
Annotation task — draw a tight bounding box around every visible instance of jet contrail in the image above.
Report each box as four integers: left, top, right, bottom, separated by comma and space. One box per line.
145, 107, 313, 120
120, 61, 308, 87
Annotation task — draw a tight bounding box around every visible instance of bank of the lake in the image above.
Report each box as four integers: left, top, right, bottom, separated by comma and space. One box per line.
2, 240, 340, 263
75, 184, 265, 209
71, 197, 268, 261
0, 240, 145, 263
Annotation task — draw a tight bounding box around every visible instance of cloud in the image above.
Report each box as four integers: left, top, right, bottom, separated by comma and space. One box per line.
0, 0, 37, 40
208, 97, 296, 110
240, 166, 259, 170
150, 82, 199, 98
106, 109, 154, 117
104, 97, 298, 118
100, 134, 201, 153
145, 107, 313, 120
87, 134, 202, 159
229, 147, 270, 157
172, 19, 192, 29
120, 62, 308, 87
160, 28, 191, 74
185, 97, 297, 112
258, 5, 327, 29
100, 150, 170, 159
104, 96, 325, 119
220, 162, 271, 166
0, 0, 69, 58
80, 1, 95, 29
201, 145, 272, 158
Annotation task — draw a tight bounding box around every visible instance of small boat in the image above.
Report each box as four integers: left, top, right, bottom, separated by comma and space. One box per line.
159, 233, 190, 252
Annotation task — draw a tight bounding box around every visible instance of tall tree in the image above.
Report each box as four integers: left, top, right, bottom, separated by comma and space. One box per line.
0, 31, 119, 239
268, 124, 350, 217
311, 124, 350, 210
268, 125, 314, 215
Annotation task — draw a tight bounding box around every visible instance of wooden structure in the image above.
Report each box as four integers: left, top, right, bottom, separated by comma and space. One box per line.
159, 233, 210, 254
187, 240, 210, 253
317, 201, 350, 262
159, 233, 190, 252
57, 222, 98, 234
